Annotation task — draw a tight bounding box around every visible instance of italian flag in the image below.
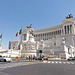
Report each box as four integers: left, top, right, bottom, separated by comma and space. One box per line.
16, 29, 22, 37
16, 32, 19, 37
0, 34, 2, 38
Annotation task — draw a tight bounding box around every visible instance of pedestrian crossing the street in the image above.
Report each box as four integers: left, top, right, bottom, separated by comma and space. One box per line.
43, 61, 75, 65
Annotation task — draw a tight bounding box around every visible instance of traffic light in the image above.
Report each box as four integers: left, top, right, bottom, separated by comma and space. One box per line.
39, 50, 42, 53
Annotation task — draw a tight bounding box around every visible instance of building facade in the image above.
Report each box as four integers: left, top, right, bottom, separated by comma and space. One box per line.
9, 41, 20, 50
9, 15, 75, 59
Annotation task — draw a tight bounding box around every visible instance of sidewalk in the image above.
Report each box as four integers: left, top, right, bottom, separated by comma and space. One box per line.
17, 59, 37, 62
14, 58, 43, 62
13, 58, 66, 62
48, 58, 66, 60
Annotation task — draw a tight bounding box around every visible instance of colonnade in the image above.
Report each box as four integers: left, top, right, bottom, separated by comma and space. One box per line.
34, 29, 62, 41
34, 24, 74, 41
63, 25, 72, 34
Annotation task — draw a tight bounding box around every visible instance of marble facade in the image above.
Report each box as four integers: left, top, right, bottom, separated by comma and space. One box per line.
9, 16, 75, 59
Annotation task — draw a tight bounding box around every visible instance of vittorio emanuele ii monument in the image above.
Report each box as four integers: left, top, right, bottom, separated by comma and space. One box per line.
8, 14, 75, 59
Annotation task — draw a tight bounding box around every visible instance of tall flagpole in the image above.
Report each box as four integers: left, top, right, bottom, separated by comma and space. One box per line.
20, 26, 23, 57
0, 33, 2, 49
17, 31, 19, 50
21, 26, 23, 42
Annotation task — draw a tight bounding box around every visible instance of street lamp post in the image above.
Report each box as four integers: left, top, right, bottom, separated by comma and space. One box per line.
39, 50, 42, 60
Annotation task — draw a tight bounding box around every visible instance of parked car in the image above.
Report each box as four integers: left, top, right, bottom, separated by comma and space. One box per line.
67, 57, 75, 61
0, 56, 12, 62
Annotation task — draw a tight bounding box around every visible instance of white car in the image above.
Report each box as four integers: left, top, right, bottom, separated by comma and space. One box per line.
0, 56, 12, 62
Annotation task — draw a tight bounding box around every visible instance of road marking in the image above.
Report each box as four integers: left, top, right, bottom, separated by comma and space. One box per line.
63, 62, 66, 64
70, 62, 74, 64
59, 62, 62, 64
43, 61, 47, 63
51, 62, 54, 63
66, 62, 70, 64
55, 61, 58, 63
43, 61, 75, 65
48, 61, 51, 63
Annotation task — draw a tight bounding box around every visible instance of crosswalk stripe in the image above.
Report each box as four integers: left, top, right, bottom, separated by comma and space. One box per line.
45, 61, 75, 64
51, 62, 54, 63
55, 62, 58, 63
48, 61, 51, 63
59, 62, 62, 64
70, 62, 74, 64
63, 62, 66, 64
66, 62, 70, 64
43, 61, 47, 63
43, 61, 75, 64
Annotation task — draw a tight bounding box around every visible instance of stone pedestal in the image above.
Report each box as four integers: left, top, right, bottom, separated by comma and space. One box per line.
21, 28, 38, 57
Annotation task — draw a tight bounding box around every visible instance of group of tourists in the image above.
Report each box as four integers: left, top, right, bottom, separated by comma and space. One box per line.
28, 55, 36, 61
15, 55, 48, 61
28, 55, 48, 61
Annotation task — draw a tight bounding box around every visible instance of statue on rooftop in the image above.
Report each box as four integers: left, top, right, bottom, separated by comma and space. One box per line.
66, 14, 73, 19
27, 24, 32, 28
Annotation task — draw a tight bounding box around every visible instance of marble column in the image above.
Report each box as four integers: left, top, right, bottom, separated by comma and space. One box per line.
39, 34, 40, 40
42, 33, 44, 40
61, 29, 62, 35
69, 25, 70, 34
51, 32, 53, 38
40, 34, 41, 40
63, 26, 65, 34
66, 26, 68, 34
44, 33, 45, 40
72, 24, 74, 34
49, 32, 50, 39
46, 33, 48, 40
70, 25, 72, 34
41, 34, 42, 40
45, 33, 47, 40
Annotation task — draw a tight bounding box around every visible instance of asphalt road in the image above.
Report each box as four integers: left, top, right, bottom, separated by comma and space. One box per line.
0, 62, 75, 75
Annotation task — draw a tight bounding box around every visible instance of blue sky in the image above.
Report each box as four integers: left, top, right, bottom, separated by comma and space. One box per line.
0, 0, 75, 49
